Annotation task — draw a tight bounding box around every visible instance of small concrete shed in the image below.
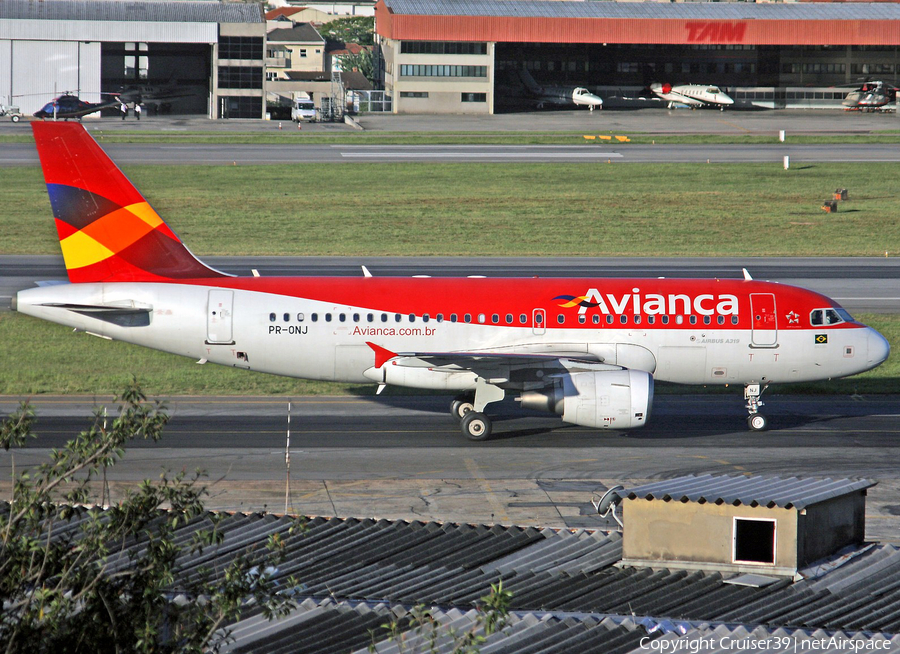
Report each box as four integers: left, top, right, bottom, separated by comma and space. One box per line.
620, 474, 875, 578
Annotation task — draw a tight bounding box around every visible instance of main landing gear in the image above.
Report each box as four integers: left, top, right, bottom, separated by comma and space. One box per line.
451, 380, 505, 441
744, 383, 769, 431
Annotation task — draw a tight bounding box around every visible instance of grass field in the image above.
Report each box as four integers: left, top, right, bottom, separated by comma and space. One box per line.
0, 312, 897, 397
3, 162, 899, 257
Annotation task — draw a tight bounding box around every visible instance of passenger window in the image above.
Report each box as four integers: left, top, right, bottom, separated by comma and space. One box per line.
634, 315, 641, 325
592, 315, 600, 324
423, 314, 430, 323
506, 314, 513, 324
731, 316, 738, 325
436, 314, 444, 322
578, 315, 586, 324
647, 316, 655, 325
339, 313, 346, 322
451, 314, 458, 323
535, 313, 543, 324
353, 313, 360, 322
606, 315, 613, 325
477, 314, 486, 323
381, 313, 388, 322
325, 313, 332, 322
311, 313, 319, 322
557, 314, 565, 324
662, 316, 669, 325
689, 316, 697, 325
620, 315, 627, 325
297, 313, 305, 322
367, 313, 374, 323
703, 316, 711, 325
717, 316, 724, 325
520, 314, 528, 324
395, 314, 402, 322
283, 313, 290, 322
269, 313, 276, 322
408, 313, 416, 322
491, 314, 499, 324
464, 314, 472, 323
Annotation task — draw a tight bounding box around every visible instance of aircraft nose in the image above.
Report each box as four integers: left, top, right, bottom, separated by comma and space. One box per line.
866, 327, 890, 368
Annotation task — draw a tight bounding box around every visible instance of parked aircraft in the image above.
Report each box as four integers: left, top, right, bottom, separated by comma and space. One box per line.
842, 80, 898, 112
650, 83, 734, 110
33, 94, 120, 120
15, 123, 890, 439
110, 81, 200, 109
517, 69, 603, 111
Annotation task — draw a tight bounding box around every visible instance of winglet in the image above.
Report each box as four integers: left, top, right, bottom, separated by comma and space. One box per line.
366, 342, 398, 368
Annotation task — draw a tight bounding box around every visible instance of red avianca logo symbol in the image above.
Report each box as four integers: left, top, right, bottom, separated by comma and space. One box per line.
685, 21, 748, 44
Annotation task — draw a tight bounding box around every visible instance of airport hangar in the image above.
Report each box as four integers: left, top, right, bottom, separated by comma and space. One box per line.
3, 0, 900, 119
374, 0, 900, 114
0, 0, 267, 118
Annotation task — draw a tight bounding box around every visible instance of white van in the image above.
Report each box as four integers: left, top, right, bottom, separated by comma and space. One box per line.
291, 100, 316, 122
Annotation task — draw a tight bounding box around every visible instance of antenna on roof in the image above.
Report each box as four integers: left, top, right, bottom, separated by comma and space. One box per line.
592, 485, 625, 530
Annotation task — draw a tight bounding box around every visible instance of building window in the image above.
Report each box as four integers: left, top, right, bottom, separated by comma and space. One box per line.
220, 96, 262, 119
124, 42, 148, 80
400, 91, 429, 98
220, 36, 263, 61
218, 66, 263, 90
401, 42, 487, 55
399, 65, 487, 78
461, 93, 486, 103
733, 518, 776, 564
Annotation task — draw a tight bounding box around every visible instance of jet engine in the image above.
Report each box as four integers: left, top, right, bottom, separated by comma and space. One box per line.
518, 369, 653, 429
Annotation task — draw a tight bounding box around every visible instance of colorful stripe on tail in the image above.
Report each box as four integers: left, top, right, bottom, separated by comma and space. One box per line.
31, 122, 227, 283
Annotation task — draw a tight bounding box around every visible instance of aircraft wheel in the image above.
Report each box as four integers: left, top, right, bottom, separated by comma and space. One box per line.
11, 115, 19, 123
450, 394, 475, 422
461, 412, 492, 441
747, 414, 768, 431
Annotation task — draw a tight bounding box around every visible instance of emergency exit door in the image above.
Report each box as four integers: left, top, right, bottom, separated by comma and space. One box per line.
207, 290, 234, 344
750, 293, 777, 347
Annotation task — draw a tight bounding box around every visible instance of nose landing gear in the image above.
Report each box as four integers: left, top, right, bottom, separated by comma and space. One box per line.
744, 383, 769, 431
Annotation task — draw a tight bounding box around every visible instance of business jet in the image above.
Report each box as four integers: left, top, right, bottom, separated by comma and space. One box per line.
517, 69, 603, 111
650, 83, 734, 110
14, 123, 889, 439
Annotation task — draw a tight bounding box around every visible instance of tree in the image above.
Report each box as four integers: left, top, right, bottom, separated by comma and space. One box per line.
318, 16, 375, 46
0, 382, 301, 653
338, 48, 375, 85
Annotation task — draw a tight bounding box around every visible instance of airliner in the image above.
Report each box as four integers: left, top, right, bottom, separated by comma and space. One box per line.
650, 83, 734, 110
14, 123, 889, 439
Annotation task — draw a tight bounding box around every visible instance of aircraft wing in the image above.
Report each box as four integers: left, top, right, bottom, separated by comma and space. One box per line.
367, 342, 621, 388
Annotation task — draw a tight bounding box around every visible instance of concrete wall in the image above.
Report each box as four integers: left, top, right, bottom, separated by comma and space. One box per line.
622, 499, 799, 575
799, 491, 867, 566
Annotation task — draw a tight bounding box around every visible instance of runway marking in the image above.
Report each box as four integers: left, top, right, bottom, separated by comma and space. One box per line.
717, 119, 751, 133
464, 458, 509, 524
341, 152, 624, 160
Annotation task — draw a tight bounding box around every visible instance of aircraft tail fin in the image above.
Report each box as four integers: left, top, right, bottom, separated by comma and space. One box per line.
31, 122, 227, 283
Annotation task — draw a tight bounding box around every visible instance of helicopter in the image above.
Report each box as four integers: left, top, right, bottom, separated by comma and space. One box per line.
33, 94, 121, 120
841, 80, 898, 112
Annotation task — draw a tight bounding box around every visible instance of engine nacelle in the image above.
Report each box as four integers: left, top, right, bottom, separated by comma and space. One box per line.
519, 369, 653, 429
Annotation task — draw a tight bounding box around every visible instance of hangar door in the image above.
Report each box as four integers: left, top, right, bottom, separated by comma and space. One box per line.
2, 41, 100, 114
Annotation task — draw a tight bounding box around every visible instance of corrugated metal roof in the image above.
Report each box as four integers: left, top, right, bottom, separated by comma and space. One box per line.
10, 502, 900, 652
0, 0, 263, 23
624, 474, 876, 509
382, 0, 900, 21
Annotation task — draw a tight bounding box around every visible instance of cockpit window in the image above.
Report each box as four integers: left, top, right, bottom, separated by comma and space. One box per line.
707, 87, 720, 94
810, 308, 850, 326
